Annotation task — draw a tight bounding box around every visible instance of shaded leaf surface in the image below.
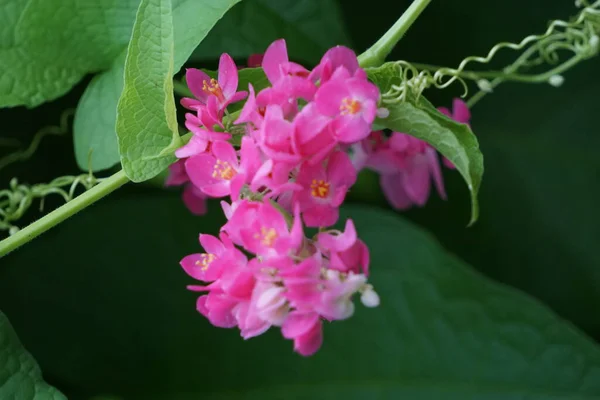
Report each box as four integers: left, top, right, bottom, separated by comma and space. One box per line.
0, 311, 66, 399
0, 192, 599, 398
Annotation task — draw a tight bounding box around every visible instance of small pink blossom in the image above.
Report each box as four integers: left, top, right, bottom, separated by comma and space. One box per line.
183, 53, 248, 112
295, 151, 357, 227
315, 68, 379, 143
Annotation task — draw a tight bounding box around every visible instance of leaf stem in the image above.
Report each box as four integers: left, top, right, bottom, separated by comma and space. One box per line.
0, 170, 129, 257
358, 0, 432, 68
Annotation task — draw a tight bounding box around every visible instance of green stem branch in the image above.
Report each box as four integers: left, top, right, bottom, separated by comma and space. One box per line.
0, 170, 129, 257
358, 0, 432, 68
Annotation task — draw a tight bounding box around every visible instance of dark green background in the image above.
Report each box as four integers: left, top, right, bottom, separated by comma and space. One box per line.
1, 0, 599, 398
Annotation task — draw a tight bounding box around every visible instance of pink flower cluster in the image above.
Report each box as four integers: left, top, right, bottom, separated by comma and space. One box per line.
174, 40, 381, 356
350, 98, 471, 209
169, 38, 472, 355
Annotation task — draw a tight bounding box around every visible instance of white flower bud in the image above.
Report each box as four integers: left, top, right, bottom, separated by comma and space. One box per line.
477, 79, 493, 93
590, 35, 599, 49
361, 288, 380, 308
376, 107, 390, 119
548, 74, 565, 87
9, 226, 19, 236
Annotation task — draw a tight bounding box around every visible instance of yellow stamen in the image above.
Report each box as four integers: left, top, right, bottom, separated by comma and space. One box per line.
194, 253, 217, 271
253, 227, 278, 247
339, 97, 362, 115
202, 78, 224, 101
211, 159, 237, 180
310, 179, 330, 198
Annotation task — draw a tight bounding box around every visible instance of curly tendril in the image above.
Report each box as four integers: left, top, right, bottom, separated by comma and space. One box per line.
0, 108, 75, 172
381, 0, 600, 106
0, 108, 104, 236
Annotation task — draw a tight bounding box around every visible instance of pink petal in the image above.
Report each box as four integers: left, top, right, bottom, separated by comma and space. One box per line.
186, 68, 211, 102
315, 79, 349, 116
293, 319, 323, 356
327, 151, 357, 187
425, 147, 447, 200
185, 154, 219, 188
218, 53, 239, 99
175, 136, 208, 159
182, 184, 208, 215
380, 174, 413, 210
452, 98, 471, 124
212, 140, 239, 167
281, 311, 320, 339
263, 39, 288, 84
403, 155, 432, 206
303, 204, 338, 228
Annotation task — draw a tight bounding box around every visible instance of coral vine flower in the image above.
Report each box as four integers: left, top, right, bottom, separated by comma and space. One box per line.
295, 151, 357, 227
315, 68, 379, 143
363, 132, 447, 210
185, 137, 261, 199
176, 39, 384, 357
165, 159, 208, 216
183, 53, 248, 111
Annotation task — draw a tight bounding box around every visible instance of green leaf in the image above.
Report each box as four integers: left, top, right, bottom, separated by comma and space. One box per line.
0, 311, 66, 399
367, 64, 484, 224
74, 0, 242, 172
1, 191, 599, 398
191, 0, 350, 64
115, 0, 180, 182
0, 0, 139, 108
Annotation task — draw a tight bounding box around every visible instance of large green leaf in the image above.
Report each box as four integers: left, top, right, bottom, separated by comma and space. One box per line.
191, 0, 351, 64
116, 0, 180, 182
367, 64, 484, 224
0, 311, 66, 399
0, 0, 139, 108
74, 0, 242, 172
1, 190, 599, 398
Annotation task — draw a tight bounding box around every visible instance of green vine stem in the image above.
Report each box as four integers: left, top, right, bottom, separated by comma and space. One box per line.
0, 170, 129, 257
357, 0, 432, 68
379, 1, 600, 106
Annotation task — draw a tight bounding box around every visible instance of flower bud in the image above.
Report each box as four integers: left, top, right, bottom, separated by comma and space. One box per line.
477, 79, 493, 93
548, 75, 565, 87
361, 287, 380, 308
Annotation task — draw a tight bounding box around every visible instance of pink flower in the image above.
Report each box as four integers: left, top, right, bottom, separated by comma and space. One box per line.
261, 39, 316, 102
256, 105, 302, 164
180, 233, 234, 282
295, 151, 357, 227
310, 46, 360, 84
363, 132, 446, 210
165, 160, 208, 216
183, 53, 248, 112
238, 200, 303, 258
317, 219, 369, 275
291, 103, 337, 164
317, 270, 366, 320
315, 68, 379, 143
185, 137, 261, 199
281, 311, 323, 356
